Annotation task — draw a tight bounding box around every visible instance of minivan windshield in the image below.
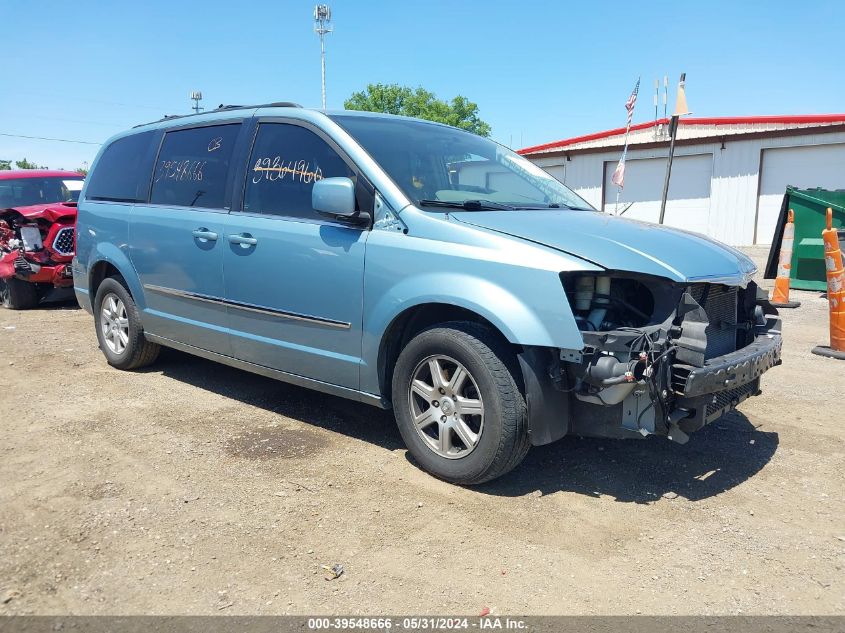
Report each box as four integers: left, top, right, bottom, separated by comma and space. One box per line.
330, 115, 593, 211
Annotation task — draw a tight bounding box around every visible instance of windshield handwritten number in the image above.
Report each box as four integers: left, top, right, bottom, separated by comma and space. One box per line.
208, 137, 223, 152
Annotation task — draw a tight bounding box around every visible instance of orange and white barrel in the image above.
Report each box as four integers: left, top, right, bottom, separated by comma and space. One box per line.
812, 207, 845, 360
771, 209, 800, 308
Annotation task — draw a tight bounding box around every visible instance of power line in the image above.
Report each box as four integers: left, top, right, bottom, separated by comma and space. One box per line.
4, 113, 133, 128
10, 90, 170, 111
0, 132, 101, 145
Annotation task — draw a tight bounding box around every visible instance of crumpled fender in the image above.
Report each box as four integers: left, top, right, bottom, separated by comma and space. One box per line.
0, 251, 16, 279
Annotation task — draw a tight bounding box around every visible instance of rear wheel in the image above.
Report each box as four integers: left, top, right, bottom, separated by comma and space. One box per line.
392, 322, 529, 485
0, 277, 40, 310
93, 276, 160, 370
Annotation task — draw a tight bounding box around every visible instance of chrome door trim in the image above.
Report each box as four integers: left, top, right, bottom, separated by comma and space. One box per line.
143, 284, 351, 329
143, 283, 221, 305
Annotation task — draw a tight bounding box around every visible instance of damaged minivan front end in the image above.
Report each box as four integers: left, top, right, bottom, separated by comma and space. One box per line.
559, 271, 782, 443
451, 209, 782, 446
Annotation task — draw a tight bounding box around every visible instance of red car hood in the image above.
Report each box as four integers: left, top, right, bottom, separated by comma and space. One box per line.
3, 202, 77, 224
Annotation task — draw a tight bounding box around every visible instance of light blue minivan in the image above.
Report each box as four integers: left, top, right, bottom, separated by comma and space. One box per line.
74, 103, 782, 484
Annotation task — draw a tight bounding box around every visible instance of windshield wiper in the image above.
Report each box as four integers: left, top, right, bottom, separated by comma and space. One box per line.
526, 202, 594, 211
418, 199, 516, 211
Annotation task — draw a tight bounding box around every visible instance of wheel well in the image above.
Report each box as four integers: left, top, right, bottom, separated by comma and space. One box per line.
89, 261, 122, 299
377, 303, 518, 402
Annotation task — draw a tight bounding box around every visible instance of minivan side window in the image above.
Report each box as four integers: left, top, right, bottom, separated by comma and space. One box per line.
243, 123, 355, 220
85, 131, 155, 202
150, 124, 241, 209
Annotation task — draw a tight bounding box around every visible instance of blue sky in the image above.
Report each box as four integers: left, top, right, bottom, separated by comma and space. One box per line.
1, 0, 842, 169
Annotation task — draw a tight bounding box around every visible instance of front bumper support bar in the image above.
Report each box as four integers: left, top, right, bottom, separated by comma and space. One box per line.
672, 321, 782, 398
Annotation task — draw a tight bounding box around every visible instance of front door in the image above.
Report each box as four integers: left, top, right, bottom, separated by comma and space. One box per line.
222, 121, 368, 390
129, 122, 242, 355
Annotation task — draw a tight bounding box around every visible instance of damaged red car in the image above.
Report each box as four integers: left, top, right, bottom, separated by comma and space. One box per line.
0, 170, 83, 309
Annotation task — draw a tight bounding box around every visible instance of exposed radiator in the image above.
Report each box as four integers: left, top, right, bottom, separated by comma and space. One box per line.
689, 284, 739, 359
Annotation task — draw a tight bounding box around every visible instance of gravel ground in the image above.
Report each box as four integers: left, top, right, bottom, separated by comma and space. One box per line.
0, 247, 842, 615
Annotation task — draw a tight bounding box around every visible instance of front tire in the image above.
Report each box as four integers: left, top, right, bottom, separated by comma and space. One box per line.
0, 277, 40, 310
93, 276, 160, 370
392, 322, 529, 485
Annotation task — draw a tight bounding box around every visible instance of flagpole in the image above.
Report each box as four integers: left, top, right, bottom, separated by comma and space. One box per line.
611, 77, 639, 215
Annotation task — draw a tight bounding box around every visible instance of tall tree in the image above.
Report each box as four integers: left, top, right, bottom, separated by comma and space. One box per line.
0, 160, 11, 171
15, 158, 46, 170
344, 84, 491, 137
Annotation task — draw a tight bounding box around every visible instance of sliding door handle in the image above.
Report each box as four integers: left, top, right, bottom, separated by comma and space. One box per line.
191, 228, 218, 241
228, 233, 258, 246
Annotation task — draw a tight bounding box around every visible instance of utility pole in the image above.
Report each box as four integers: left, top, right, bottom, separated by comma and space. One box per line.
190, 91, 204, 114
658, 73, 691, 225
314, 5, 333, 110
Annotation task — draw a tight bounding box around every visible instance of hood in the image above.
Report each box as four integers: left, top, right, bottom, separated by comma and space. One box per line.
451, 209, 756, 285
2, 202, 77, 224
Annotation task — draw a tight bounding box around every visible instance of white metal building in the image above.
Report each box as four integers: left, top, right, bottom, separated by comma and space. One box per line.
517, 115, 845, 246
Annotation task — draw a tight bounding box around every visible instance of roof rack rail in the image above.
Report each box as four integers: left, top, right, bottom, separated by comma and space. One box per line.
216, 102, 302, 110
133, 101, 304, 128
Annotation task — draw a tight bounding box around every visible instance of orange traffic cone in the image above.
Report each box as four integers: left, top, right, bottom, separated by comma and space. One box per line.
771, 209, 801, 308
812, 208, 845, 360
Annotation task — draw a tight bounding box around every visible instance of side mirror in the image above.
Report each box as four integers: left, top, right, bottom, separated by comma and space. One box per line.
312, 177, 357, 218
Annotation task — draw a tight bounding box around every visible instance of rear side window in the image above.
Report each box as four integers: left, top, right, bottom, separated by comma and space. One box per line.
150, 124, 241, 209
85, 131, 155, 202
243, 123, 355, 220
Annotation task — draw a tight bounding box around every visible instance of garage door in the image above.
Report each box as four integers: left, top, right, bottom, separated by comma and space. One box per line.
486, 170, 547, 201
603, 154, 713, 235
757, 143, 845, 244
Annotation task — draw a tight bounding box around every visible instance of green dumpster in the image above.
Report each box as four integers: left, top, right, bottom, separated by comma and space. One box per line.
764, 187, 845, 291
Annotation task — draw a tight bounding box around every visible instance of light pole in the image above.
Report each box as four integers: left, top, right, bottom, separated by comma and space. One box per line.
313, 4, 332, 110
190, 91, 204, 114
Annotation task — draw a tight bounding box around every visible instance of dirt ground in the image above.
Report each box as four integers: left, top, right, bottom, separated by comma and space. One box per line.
0, 247, 842, 615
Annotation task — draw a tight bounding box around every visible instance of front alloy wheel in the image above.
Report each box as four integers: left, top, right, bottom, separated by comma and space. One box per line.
409, 355, 484, 458
392, 321, 530, 485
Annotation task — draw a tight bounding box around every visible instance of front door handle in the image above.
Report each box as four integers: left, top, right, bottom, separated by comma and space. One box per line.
228, 233, 258, 246
192, 228, 218, 241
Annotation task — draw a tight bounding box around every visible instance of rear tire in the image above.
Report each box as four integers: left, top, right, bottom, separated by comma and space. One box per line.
392, 321, 529, 485
93, 276, 160, 370
0, 278, 40, 310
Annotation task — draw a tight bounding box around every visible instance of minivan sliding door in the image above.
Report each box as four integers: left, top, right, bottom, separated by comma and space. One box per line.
129, 122, 243, 356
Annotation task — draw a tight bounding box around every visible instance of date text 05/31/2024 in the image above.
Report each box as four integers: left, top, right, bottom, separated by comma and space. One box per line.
307, 617, 528, 630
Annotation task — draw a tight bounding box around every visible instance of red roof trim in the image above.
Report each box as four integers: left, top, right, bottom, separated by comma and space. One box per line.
518, 114, 845, 155
0, 169, 85, 180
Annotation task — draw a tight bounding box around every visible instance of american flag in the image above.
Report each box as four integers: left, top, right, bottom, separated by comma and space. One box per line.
611, 147, 627, 188
624, 78, 640, 128
612, 78, 641, 189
